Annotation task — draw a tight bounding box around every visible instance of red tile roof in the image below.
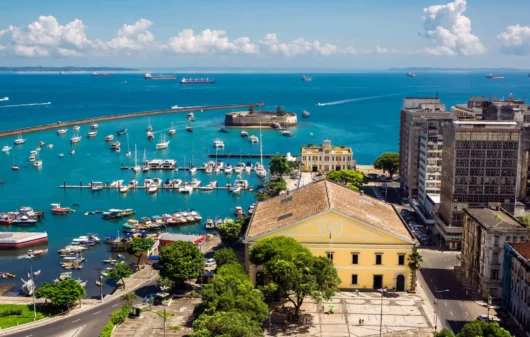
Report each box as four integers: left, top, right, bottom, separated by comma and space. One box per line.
511, 241, 530, 261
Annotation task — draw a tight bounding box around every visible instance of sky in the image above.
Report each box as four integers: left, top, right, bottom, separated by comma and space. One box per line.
1, 0, 530, 69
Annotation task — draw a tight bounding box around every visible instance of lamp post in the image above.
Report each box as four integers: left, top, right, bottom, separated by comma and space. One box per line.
269, 310, 274, 333
99, 275, 104, 303
378, 287, 387, 337
28, 253, 36, 321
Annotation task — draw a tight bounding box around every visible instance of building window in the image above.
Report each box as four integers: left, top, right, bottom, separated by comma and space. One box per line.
398, 254, 405, 266
494, 236, 499, 247
492, 253, 499, 264
506, 236, 511, 242
375, 254, 382, 265
351, 274, 358, 285
491, 269, 499, 280
327, 252, 334, 261
352, 254, 359, 265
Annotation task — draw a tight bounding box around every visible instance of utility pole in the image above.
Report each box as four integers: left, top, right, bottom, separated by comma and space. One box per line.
378, 288, 386, 337
433, 299, 438, 331
163, 304, 167, 337
29, 254, 36, 321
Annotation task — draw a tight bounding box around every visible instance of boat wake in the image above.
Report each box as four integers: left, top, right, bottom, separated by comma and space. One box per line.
0, 97, 8, 102
317, 92, 414, 106
0, 102, 51, 108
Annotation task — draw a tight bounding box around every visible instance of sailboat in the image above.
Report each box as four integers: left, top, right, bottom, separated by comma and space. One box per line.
14, 133, 26, 145
156, 134, 170, 150
70, 144, 75, 155
256, 123, 267, 178
189, 145, 197, 174
11, 154, 20, 171
33, 153, 43, 167
125, 134, 131, 157
133, 145, 141, 173
146, 118, 152, 132
168, 122, 176, 136
70, 130, 81, 144
186, 122, 193, 132
141, 149, 149, 172
179, 157, 193, 193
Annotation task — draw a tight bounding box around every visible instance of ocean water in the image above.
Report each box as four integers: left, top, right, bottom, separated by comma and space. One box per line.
0, 72, 528, 296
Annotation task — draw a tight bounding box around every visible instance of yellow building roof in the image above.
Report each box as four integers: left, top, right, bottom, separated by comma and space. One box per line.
246, 180, 413, 240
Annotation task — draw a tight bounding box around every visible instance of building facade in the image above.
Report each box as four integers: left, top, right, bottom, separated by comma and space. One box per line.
461, 207, 529, 299
301, 140, 355, 172
438, 120, 521, 249
244, 180, 416, 291
418, 125, 444, 208
399, 97, 450, 199
503, 241, 530, 336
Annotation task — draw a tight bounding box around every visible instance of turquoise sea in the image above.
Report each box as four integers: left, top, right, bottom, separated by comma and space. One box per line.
0, 72, 528, 296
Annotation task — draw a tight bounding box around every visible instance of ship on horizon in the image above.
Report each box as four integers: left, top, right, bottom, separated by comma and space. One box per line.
144, 73, 177, 80
486, 73, 504, 79
179, 78, 215, 84
406, 72, 416, 77
301, 75, 313, 82
92, 72, 114, 76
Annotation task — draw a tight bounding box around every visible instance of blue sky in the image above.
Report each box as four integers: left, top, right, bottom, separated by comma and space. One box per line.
1, 0, 530, 68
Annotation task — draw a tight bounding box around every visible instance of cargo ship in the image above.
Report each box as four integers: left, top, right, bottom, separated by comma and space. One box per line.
144, 73, 177, 80
179, 78, 215, 84
486, 73, 504, 79
0, 232, 48, 249
92, 72, 114, 76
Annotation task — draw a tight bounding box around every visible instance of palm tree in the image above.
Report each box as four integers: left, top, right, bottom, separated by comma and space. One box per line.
408, 250, 423, 292
121, 292, 136, 306
269, 156, 291, 176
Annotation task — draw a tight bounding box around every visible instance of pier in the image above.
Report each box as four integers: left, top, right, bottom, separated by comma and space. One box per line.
208, 153, 284, 158
0, 101, 264, 138
58, 185, 251, 192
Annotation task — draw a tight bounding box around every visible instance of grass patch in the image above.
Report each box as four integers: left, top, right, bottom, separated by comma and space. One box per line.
168, 325, 183, 330
155, 310, 173, 319
0, 304, 47, 329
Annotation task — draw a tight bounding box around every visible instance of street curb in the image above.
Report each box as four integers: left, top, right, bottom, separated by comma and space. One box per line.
0, 272, 159, 336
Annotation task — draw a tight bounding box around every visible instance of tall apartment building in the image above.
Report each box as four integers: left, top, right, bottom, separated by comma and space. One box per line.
418, 126, 444, 208
503, 241, 530, 336
461, 206, 529, 299
439, 120, 522, 249
399, 98, 451, 200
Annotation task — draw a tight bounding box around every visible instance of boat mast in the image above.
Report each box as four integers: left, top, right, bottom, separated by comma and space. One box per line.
127, 134, 130, 152
259, 122, 263, 166
134, 144, 138, 166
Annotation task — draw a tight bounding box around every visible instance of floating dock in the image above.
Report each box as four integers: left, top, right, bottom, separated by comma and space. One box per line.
0, 101, 265, 138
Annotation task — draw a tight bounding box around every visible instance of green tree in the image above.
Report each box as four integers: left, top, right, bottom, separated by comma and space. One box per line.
457, 321, 512, 337
266, 178, 287, 197
250, 236, 340, 316
248, 105, 255, 114
327, 170, 368, 188
121, 292, 136, 306
408, 250, 423, 292
157, 277, 174, 292
517, 214, 530, 227
192, 311, 264, 337
434, 328, 456, 337
159, 241, 204, 284
217, 220, 243, 245
35, 279, 86, 308
108, 262, 133, 289
213, 247, 239, 268
110, 304, 130, 325
275, 106, 285, 116
269, 156, 292, 176
373, 152, 399, 178
131, 237, 154, 253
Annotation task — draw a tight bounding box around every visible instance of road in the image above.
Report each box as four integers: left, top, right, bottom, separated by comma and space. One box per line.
418, 249, 487, 333
3, 280, 158, 337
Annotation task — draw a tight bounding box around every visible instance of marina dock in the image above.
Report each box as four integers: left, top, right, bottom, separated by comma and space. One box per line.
209, 153, 284, 158
0, 101, 264, 138
58, 182, 253, 192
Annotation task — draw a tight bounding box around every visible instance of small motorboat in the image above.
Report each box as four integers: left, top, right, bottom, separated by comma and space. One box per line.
57, 129, 67, 135
70, 148, 75, 155
302, 110, 310, 118
218, 127, 229, 133
33, 270, 41, 276
90, 122, 99, 130
281, 130, 293, 137
241, 131, 248, 138
11, 165, 20, 171
33, 160, 43, 168
104, 135, 114, 142
58, 153, 64, 158
51, 203, 74, 215
86, 131, 97, 138
48, 144, 53, 149
110, 142, 121, 150
186, 125, 193, 132
38, 142, 46, 147
2, 272, 15, 279
73, 126, 80, 131
116, 129, 127, 136
2, 145, 12, 152
168, 129, 176, 136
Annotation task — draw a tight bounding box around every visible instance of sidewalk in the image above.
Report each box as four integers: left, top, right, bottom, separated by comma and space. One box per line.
0, 268, 159, 336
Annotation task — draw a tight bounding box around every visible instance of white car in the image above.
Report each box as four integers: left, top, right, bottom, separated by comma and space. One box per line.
205, 258, 216, 267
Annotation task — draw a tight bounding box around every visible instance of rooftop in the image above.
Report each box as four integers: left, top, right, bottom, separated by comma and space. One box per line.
509, 241, 530, 261
158, 233, 203, 243
464, 208, 526, 231
246, 180, 413, 240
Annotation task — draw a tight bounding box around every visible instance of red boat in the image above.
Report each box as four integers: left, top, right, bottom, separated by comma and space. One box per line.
51, 204, 72, 215
0, 213, 15, 225
27, 249, 46, 257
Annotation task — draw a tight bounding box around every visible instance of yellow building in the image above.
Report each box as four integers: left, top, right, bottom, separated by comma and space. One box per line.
244, 180, 417, 291
301, 140, 355, 172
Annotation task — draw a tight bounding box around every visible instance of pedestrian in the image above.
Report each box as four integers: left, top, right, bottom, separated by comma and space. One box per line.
359, 318, 362, 325
362, 319, 365, 325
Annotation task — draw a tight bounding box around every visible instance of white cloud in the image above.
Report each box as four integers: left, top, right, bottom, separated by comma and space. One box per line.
422, 0, 485, 56
497, 24, 530, 55
260, 33, 338, 56
165, 29, 257, 55
107, 19, 156, 52
375, 46, 388, 54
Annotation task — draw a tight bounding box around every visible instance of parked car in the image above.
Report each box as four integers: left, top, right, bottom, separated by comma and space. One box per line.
205, 258, 216, 267
366, 173, 378, 181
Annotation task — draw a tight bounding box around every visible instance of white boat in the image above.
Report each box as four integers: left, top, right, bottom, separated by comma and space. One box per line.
0, 97, 8, 101
70, 147, 75, 155
241, 131, 249, 138
57, 129, 67, 135
234, 166, 243, 175
86, 131, 97, 138
190, 178, 201, 188
187, 112, 195, 121
70, 131, 81, 143
249, 135, 259, 143
234, 179, 249, 189
2, 145, 12, 152
120, 185, 129, 193
90, 121, 98, 129
205, 166, 213, 174
168, 124, 176, 135
224, 165, 233, 174
230, 185, 242, 194
256, 168, 267, 178
156, 134, 170, 150
125, 134, 131, 157
302, 110, 310, 118
281, 130, 293, 137
178, 182, 193, 194
33, 159, 42, 168
58, 153, 64, 158
205, 218, 215, 229
147, 183, 158, 194
104, 135, 114, 142
109, 180, 124, 188
48, 144, 53, 149
14, 133, 26, 145
29, 154, 35, 162
73, 126, 80, 131
213, 139, 224, 148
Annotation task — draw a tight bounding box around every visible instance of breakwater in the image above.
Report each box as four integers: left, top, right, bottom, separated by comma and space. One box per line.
208, 153, 283, 158
0, 101, 264, 138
